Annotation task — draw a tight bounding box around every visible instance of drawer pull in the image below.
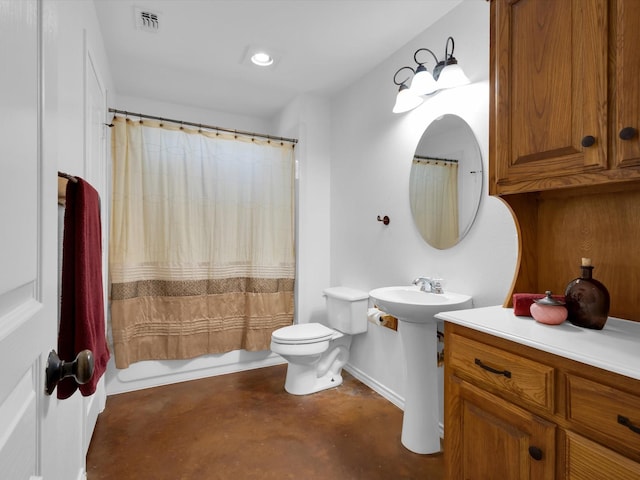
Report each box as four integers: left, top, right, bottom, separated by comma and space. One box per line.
617, 415, 640, 435
474, 358, 511, 378
528, 446, 543, 461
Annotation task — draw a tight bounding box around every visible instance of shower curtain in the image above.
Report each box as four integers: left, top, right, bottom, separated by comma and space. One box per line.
410, 158, 459, 249
109, 117, 295, 368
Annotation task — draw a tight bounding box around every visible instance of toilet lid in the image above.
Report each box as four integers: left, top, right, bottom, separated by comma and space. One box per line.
271, 323, 335, 345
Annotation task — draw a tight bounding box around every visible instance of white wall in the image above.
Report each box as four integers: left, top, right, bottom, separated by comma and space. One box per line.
330, 1, 518, 411
273, 95, 332, 326
49, 1, 115, 478
56, 1, 113, 176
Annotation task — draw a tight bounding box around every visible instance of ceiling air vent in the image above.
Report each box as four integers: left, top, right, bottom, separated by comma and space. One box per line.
134, 8, 160, 32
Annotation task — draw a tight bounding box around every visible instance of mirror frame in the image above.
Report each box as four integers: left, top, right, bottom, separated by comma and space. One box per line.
409, 114, 483, 249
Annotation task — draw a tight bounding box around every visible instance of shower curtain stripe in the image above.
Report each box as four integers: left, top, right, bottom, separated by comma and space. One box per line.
111, 278, 295, 300
109, 116, 295, 368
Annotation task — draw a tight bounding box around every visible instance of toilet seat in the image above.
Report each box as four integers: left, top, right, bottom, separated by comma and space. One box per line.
271, 323, 336, 345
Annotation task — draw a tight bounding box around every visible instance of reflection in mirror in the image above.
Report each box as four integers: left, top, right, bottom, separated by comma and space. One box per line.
409, 114, 483, 249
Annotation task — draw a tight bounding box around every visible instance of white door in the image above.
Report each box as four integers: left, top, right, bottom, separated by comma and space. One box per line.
0, 1, 74, 478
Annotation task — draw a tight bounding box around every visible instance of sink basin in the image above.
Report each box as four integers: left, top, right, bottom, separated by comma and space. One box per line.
369, 285, 472, 454
369, 285, 472, 322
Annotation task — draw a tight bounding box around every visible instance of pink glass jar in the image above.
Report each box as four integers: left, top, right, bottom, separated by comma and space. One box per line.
530, 291, 568, 325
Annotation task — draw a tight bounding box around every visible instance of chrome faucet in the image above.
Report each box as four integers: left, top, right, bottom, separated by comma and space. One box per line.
412, 276, 444, 294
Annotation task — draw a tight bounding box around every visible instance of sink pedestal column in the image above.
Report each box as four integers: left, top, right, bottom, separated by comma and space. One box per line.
367, 286, 472, 455
399, 319, 440, 454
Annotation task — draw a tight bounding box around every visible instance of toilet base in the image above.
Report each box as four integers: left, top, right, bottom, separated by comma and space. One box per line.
284, 362, 344, 395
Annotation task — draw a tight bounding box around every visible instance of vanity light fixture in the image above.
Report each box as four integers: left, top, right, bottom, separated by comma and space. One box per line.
392, 36, 470, 113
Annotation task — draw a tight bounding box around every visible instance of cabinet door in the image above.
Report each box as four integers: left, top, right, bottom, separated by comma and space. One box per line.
613, 0, 640, 168
491, 0, 608, 194
565, 431, 640, 479
446, 378, 556, 480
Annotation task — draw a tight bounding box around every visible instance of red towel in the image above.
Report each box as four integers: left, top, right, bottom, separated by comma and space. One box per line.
58, 177, 110, 399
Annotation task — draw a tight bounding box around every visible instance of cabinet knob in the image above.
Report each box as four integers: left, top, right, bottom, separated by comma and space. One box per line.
619, 127, 638, 141
581, 135, 596, 148
528, 446, 543, 461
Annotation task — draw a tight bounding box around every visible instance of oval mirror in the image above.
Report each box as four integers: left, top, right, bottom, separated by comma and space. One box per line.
409, 114, 483, 249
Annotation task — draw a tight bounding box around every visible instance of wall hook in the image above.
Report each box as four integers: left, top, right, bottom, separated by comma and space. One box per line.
377, 215, 390, 225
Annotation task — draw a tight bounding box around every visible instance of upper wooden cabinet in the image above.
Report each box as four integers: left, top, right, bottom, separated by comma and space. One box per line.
613, 0, 640, 169
490, 0, 640, 195
488, 0, 640, 322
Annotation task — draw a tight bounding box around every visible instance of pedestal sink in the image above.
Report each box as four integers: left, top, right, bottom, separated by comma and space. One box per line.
369, 285, 472, 454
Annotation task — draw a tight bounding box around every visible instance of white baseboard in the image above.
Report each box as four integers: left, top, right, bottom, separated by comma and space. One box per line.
343, 364, 405, 410
344, 364, 444, 438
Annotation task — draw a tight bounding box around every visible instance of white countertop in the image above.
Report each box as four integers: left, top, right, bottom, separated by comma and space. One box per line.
436, 305, 640, 381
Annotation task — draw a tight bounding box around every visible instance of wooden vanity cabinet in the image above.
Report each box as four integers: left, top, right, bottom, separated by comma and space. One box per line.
447, 374, 556, 479
490, 0, 640, 195
444, 323, 640, 480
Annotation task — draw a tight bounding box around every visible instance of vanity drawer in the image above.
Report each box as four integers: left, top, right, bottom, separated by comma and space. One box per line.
448, 333, 554, 411
566, 374, 640, 451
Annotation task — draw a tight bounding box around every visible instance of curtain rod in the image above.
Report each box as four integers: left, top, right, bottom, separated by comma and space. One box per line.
108, 108, 298, 145
413, 154, 459, 163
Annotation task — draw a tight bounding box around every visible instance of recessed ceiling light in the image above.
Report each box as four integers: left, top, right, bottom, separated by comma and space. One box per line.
250, 52, 274, 67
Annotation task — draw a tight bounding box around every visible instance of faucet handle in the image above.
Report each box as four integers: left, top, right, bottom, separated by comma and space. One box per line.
432, 278, 444, 294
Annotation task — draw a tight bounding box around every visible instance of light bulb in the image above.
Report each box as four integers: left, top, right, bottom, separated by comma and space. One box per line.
436, 63, 470, 89
392, 86, 424, 113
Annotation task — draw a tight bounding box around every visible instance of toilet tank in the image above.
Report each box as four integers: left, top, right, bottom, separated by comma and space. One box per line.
323, 287, 369, 334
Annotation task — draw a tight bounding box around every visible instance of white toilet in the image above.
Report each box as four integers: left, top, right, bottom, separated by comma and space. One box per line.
270, 286, 369, 395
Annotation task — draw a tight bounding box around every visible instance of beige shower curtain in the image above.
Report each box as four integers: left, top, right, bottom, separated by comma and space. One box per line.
410, 158, 459, 249
109, 117, 295, 368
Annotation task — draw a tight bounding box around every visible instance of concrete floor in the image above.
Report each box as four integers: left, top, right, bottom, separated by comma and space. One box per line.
86, 364, 444, 479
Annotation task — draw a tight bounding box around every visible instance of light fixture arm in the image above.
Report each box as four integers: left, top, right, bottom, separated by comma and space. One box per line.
433, 36, 459, 80
413, 48, 439, 68
393, 66, 416, 88
444, 37, 456, 64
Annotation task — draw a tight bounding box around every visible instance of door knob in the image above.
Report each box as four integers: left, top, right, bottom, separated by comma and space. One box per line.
45, 349, 94, 395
